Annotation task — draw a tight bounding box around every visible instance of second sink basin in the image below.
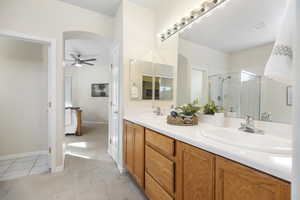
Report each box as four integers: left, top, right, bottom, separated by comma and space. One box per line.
201, 128, 292, 154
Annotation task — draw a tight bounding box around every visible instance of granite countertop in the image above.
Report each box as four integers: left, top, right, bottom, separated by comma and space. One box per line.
124, 113, 292, 182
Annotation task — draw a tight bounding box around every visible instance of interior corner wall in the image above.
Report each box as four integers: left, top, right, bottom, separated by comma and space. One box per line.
228, 43, 275, 75
178, 38, 229, 75
228, 43, 292, 123
292, 1, 300, 199
65, 66, 110, 124
0, 37, 48, 157
0, 0, 114, 168
123, 0, 157, 114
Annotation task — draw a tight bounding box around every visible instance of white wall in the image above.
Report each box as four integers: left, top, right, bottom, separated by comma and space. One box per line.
123, 1, 156, 113
228, 43, 274, 74
0, 0, 113, 168
177, 38, 229, 105
155, 0, 206, 34
229, 43, 292, 123
0, 37, 48, 157
179, 39, 229, 75
65, 66, 110, 124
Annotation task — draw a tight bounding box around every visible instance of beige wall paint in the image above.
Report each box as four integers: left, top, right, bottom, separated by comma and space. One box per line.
65, 66, 110, 123
228, 43, 274, 75
123, 1, 156, 113
179, 39, 229, 75
122, 1, 179, 114
0, 37, 48, 157
177, 38, 229, 106
0, 0, 113, 168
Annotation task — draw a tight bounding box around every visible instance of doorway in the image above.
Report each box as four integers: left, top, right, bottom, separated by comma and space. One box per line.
63, 31, 117, 163
0, 31, 56, 180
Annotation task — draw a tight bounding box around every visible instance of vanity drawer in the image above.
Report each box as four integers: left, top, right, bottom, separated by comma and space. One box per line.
145, 129, 175, 156
145, 172, 173, 200
145, 145, 175, 194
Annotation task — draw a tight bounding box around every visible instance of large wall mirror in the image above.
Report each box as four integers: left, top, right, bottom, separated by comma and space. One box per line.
130, 59, 174, 101
177, 0, 292, 124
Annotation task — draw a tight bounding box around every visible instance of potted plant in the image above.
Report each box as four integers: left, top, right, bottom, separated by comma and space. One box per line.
204, 101, 225, 127
167, 99, 201, 126
203, 100, 218, 115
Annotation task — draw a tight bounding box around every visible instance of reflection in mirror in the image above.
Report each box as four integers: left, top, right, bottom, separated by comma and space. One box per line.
142, 75, 153, 100
177, 0, 291, 124
155, 64, 174, 100
130, 59, 174, 101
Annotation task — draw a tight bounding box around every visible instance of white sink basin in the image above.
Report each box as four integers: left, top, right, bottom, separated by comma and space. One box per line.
202, 128, 292, 154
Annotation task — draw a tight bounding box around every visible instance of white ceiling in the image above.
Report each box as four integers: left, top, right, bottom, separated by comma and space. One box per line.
59, 0, 161, 16
180, 0, 287, 52
130, 0, 161, 10
60, 0, 120, 16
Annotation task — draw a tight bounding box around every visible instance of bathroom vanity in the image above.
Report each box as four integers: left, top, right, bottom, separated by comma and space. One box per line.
123, 117, 291, 200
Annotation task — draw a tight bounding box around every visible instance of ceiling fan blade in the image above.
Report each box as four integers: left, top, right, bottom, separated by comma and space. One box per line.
70, 54, 77, 60
82, 58, 97, 62
83, 62, 94, 66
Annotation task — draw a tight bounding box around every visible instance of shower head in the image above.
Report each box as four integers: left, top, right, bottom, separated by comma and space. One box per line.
219, 76, 231, 81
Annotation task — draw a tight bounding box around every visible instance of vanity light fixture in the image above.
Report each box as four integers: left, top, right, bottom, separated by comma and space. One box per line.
159, 0, 228, 42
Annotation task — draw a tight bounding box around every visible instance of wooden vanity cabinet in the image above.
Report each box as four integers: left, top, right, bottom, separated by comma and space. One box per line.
215, 156, 291, 200
123, 121, 145, 188
176, 141, 215, 200
145, 129, 176, 200
123, 120, 291, 200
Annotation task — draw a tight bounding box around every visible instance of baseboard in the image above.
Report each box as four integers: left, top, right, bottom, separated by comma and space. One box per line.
118, 165, 127, 174
52, 165, 64, 173
0, 151, 48, 161
107, 149, 126, 174
83, 121, 108, 125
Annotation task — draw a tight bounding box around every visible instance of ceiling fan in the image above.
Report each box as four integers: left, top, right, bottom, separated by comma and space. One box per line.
69, 54, 97, 67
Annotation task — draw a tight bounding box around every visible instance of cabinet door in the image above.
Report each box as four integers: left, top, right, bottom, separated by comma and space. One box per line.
133, 124, 145, 188
176, 142, 215, 200
215, 156, 291, 200
124, 121, 135, 175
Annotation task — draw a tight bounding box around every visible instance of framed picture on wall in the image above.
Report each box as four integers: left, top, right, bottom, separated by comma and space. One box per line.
91, 83, 109, 97
287, 86, 292, 106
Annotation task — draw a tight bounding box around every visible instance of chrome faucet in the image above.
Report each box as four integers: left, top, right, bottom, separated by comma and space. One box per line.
261, 112, 272, 122
239, 115, 264, 135
153, 106, 162, 116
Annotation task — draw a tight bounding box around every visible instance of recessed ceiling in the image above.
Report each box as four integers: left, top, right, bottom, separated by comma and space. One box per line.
129, 0, 162, 10
59, 0, 161, 16
59, 0, 121, 16
65, 39, 111, 65
180, 0, 287, 52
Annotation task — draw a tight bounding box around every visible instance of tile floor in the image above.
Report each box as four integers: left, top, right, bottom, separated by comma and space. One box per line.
0, 124, 147, 200
0, 154, 49, 181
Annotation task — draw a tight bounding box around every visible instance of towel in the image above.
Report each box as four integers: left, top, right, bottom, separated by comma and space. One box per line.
65, 108, 71, 126
65, 109, 78, 134
264, 0, 295, 84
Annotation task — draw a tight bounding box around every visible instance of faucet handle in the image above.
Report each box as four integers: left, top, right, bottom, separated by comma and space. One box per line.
245, 115, 253, 122
245, 115, 252, 120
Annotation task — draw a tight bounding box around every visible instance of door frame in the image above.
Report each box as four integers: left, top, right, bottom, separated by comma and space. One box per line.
0, 30, 57, 173
108, 44, 123, 171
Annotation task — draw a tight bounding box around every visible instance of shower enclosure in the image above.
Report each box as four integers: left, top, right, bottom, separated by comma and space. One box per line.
208, 71, 261, 120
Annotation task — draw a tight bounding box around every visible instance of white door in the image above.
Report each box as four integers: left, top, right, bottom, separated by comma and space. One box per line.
109, 46, 120, 162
